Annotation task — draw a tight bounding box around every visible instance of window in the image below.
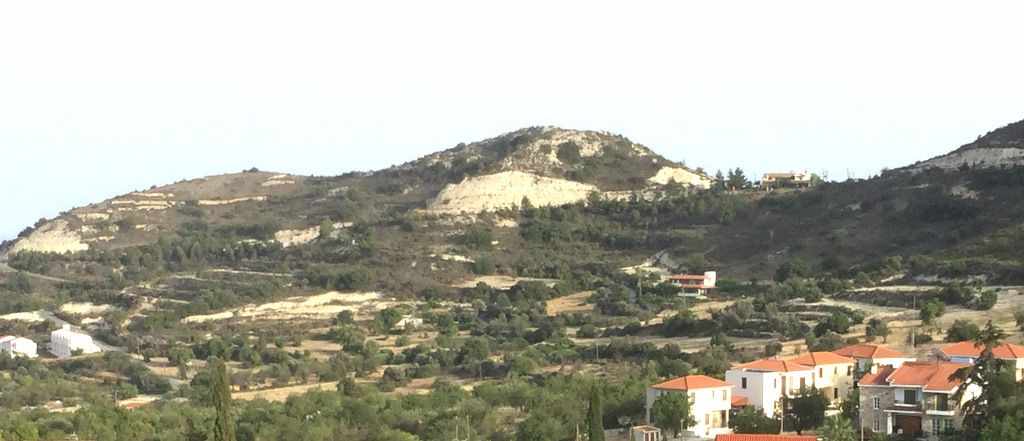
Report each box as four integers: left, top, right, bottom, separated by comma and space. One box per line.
873, 397, 881, 410
873, 416, 881, 432
848, 366, 853, 375
834, 367, 838, 375
834, 388, 839, 399
819, 368, 824, 378
742, 378, 748, 389
800, 378, 807, 389
931, 418, 941, 434
904, 390, 918, 405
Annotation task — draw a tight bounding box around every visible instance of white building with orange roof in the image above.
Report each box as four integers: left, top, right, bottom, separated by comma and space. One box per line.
788, 351, 856, 404
725, 359, 815, 417
858, 361, 980, 439
936, 341, 1024, 381
645, 375, 733, 439
834, 343, 915, 374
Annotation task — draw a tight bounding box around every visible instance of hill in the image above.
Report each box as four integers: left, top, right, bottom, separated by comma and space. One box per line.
2, 127, 711, 257
908, 119, 1024, 171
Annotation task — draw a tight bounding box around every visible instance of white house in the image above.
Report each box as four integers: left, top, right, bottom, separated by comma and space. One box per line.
858, 361, 981, 439
936, 341, 1024, 381
0, 336, 38, 358
49, 325, 102, 358
834, 344, 915, 374
667, 271, 717, 297
395, 315, 424, 331
788, 351, 857, 405
726, 359, 815, 417
646, 375, 733, 439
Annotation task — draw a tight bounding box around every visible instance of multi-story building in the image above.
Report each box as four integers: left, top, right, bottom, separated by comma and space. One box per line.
858, 361, 980, 439
936, 341, 1024, 381
725, 359, 815, 417
788, 351, 856, 405
834, 343, 915, 374
0, 336, 38, 358
49, 325, 102, 358
646, 375, 733, 439
667, 271, 718, 297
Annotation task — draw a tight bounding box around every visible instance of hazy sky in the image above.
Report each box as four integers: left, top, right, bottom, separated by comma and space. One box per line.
2, 1, 1023, 241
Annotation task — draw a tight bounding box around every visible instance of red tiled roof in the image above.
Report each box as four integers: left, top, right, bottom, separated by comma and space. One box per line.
734, 359, 813, 373
788, 352, 855, 366
651, 375, 732, 391
858, 366, 897, 387
731, 395, 749, 407
866, 361, 969, 392
669, 274, 707, 280
940, 341, 1024, 360
834, 344, 908, 359
716, 435, 817, 441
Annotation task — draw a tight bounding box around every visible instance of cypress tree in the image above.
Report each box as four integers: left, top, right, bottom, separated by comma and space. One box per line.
210, 358, 236, 441
588, 386, 605, 441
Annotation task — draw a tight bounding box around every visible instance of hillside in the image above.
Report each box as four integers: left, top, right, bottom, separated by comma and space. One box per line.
2, 127, 711, 257
2, 119, 1024, 441
909, 119, 1024, 171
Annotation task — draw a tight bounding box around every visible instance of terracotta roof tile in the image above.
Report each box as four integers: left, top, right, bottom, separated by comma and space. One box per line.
716, 435, 817, 441
834, 344, 908, 359
858, 366, 897, 387
734, 359, 814, 373
788, 352, 855, 366
940, 341, 1024, 360
651, 375, 732, 391
731, 395, 750, 407
871, 361, 969, 392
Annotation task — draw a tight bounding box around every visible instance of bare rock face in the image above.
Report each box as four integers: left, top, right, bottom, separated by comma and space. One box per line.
909, 119, 1024, 171
427, 171, 599, 214
8, 219, 89, 255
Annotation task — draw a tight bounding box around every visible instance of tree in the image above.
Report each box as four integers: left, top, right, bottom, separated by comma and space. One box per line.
945, 320, 981, 342
920, 299, 945, 325
950, 321, 1008, 431
731, 406, 779, 434
727, 168, 749, 190
786, 387, 828, 435
651, 392, 696, 438
209, 358, 236, 441
819, 416, 856, 441
1015, 309, 1024, 333
866, 318, 890, 343
319, 220, 334, 239
587, 386, 605, 441
980, 415, 1024, 441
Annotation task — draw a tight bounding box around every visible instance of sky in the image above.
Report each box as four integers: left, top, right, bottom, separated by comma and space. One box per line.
2, 1, 1024, 241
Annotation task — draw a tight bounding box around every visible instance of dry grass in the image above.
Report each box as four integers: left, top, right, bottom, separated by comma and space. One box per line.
546, 291, 594, 316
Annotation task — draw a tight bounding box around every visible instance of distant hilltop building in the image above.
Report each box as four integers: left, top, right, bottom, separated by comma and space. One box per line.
668, 271, 717, 296
0, 335, 38, 358
761, 171, 812, 190
50, 325, 102, 358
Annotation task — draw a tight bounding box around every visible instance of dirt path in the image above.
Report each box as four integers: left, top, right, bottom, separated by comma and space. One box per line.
546, 291, 594, 316
0, 262, 70, 283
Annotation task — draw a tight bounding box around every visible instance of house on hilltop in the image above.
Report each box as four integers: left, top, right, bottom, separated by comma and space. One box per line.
760, 171, 812, 190
858, 361, 979, 439
668, 271, 717, 297
645, 375, 733, 439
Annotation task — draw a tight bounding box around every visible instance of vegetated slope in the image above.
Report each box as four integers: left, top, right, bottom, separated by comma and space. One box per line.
1, 127, 711, 257
908, 119, 1024, 171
